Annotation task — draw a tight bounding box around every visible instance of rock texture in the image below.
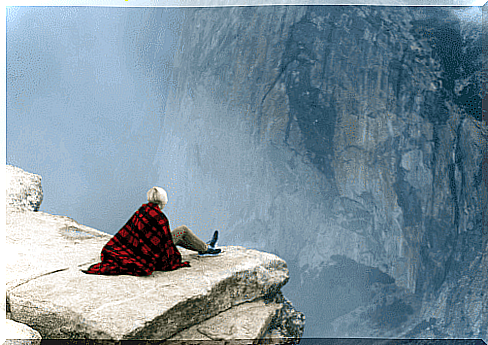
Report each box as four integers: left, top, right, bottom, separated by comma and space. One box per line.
170, 296, 281, 341
6, 208, 112, 291
5, 319, 42, 345
6, 165, 304, 341
156, 6, 486, 339
6, 165, 43, 211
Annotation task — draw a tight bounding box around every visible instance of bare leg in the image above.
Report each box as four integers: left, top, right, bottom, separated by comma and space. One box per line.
171, 225, 208, 252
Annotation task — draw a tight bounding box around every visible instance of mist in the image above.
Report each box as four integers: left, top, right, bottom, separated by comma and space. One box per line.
7, 7, 181, 234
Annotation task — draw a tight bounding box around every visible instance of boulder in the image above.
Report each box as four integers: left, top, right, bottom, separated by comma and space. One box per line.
6, 165, 43, 211
6, 166, 304, 341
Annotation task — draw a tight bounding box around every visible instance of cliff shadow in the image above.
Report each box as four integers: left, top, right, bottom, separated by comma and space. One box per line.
283, 254, 421, 337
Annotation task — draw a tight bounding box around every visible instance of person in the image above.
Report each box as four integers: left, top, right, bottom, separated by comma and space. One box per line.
82, 187, 220, 276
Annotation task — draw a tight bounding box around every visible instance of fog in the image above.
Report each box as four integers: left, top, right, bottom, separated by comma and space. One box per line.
7, 7, 181, 234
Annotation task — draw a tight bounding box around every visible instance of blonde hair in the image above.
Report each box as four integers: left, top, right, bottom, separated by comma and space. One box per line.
147, 187, 168, 205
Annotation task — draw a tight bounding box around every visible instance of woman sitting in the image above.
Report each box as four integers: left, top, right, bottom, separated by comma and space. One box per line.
82, 187, 220, 276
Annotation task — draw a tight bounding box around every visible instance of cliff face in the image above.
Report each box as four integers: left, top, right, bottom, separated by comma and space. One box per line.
6, 165, 304, 341
157, 6, 486, 338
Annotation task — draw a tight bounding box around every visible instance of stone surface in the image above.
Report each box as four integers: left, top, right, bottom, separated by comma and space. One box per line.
6, 165, 43, 211
157, 5, 486, 339
5, 319, 42, 343
170, 292, 305, 342
6, 209, 111, 290
9, 245, 289, 340
170, 299, 281, 341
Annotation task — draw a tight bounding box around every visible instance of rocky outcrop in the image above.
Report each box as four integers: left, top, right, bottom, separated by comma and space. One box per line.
156, 5, 486, 339
6, 165, 43, 211
6, 165, 304, 341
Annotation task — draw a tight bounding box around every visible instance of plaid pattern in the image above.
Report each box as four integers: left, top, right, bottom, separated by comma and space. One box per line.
82, 203, 190, 276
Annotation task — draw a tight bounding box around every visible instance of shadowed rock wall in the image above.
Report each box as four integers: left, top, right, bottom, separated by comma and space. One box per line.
156, 6, 486, 338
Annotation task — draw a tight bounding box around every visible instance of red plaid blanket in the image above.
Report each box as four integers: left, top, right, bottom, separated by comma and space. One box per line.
82, 203, 190, 276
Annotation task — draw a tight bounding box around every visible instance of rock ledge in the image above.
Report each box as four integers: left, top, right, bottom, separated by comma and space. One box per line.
6, 165, 305, 342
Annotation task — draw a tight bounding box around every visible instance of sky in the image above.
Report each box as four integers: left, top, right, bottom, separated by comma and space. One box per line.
6, 7, 183, 233
3, 1, 485, 235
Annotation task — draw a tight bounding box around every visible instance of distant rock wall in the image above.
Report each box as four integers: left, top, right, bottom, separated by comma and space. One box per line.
159, 6, 486, 338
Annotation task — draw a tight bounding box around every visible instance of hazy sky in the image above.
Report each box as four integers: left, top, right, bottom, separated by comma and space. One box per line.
7, 7, 182, 233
